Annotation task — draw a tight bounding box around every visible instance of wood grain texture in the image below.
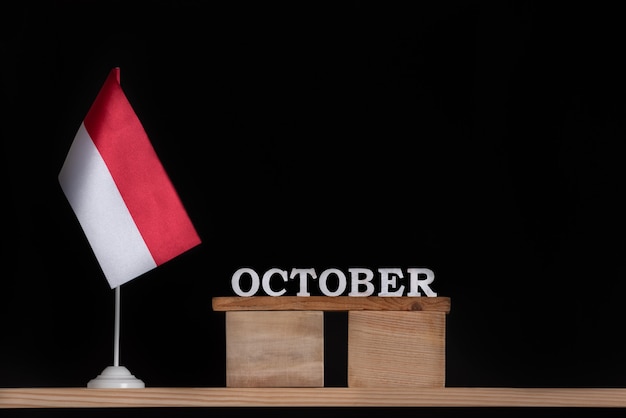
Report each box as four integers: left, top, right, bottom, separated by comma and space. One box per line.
226, 311, 324, 387
3, 387, 626, 408
348, 311, 445, 387
213, 296, 451, 312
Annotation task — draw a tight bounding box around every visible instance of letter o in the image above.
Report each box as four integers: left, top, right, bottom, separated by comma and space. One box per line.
319, 268, 347, 297
231, 268, 260, 297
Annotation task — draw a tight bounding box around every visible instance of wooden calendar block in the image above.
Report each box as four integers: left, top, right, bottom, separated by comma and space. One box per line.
348, 311, 446, 387
225, 311, 324, 387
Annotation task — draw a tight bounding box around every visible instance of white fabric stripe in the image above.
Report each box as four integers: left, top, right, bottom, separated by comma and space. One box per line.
58, 123, 157, 288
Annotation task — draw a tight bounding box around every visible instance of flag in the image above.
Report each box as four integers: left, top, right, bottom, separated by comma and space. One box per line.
59, 68, 201, 289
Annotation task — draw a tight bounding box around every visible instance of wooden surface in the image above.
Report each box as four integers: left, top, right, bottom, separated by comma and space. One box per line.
226, 311, 324, 387
348, 311, 445, 387
3, 387, 626, 408
213, 296, 451, 312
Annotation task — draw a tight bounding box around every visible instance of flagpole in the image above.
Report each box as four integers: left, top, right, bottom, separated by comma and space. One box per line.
113, 286, 121, 367
87, 285, 144, 388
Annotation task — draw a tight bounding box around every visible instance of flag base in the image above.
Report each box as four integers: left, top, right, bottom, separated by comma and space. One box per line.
87, 366, 145, 388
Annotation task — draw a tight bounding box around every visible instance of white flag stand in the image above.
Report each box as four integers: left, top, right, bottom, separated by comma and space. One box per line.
87, 286, 145, 388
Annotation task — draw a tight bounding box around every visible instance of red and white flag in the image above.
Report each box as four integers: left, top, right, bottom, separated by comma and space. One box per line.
59, 68, 201, 288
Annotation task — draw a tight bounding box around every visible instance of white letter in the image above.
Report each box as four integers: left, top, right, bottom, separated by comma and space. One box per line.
407, 268, 437, 296
319, 268, 347, 297
262, 268, 288, 296
348, 268, 375, 296
231, 268, 259, 297
289, 268, 317, 297
378, 268, 405, 296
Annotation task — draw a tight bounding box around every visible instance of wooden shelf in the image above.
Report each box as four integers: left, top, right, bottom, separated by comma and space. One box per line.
2, 387, 626, 408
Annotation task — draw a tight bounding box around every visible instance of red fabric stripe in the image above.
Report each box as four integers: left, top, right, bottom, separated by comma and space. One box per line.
83, 68, 201, 265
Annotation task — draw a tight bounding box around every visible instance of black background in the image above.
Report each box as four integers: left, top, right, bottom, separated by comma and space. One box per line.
2, 1, 626, 416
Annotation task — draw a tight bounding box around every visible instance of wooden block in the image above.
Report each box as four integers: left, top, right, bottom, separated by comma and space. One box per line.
213, 296, 451, 313
348, 311, 445, 387
226, 311, 324, 387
